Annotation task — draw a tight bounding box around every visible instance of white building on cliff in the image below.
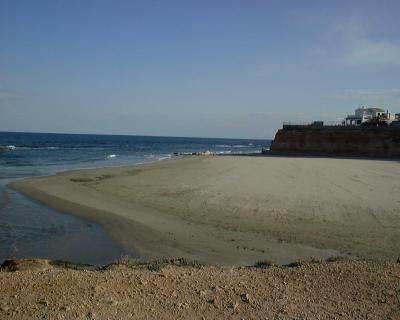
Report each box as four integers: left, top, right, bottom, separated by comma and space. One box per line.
345, 107, 396, 125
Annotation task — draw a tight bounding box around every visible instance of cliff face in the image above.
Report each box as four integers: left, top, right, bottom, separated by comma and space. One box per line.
270, 126, 400, 157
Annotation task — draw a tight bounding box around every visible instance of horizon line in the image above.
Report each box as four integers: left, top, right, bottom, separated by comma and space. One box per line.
0, 130, 274, 141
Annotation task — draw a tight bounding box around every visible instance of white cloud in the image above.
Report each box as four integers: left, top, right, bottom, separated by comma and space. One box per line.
343, 40, 400, 65
317, 17, 400, 66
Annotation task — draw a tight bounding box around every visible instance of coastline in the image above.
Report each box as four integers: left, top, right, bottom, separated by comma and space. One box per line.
9, 155, 400, 265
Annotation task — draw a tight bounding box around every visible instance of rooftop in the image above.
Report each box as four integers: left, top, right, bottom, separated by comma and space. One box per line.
357, 107, 385, 112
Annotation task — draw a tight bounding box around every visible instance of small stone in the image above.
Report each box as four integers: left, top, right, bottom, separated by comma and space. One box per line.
199, 290, 207, 296
228, 302, 239, 311
60, 306, 71, 312
240, 293, 250, 303
211, 286, 221, 292
37, 299, 49, 306
107, 299, 118, 306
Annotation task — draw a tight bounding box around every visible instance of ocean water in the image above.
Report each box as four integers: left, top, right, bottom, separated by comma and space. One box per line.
0, 132, 271, 265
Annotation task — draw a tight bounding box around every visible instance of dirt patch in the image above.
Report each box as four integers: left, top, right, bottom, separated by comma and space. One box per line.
0, 258, 399, 319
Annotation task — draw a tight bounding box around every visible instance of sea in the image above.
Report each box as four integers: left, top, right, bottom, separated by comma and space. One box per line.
0, 132, 271, 265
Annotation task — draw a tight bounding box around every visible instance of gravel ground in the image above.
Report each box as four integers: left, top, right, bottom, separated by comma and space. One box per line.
0, 259, 399, 319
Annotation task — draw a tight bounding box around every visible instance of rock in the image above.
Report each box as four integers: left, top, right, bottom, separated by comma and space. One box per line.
0, 145, 16, 151
60, 305, 71, 312
240, 293, 250, 303
270, 126, 400, 157
228, 302, 239, 311
175, 302, 189, 310
211, 286, 221, 292
37, 299, 49, 306
107, 298, 118, 306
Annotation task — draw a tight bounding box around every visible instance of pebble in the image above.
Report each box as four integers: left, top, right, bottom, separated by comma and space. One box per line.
241, 293, 250, 303
211, 286, 221, 292
107, 298, 118, 306
228, 302, 239, 311
37, 299, 49, 306
199, 290, 207, 296
60, 305, 71, 312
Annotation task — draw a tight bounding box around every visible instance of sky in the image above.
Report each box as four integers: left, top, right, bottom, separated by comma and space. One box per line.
1, 0, 400, 139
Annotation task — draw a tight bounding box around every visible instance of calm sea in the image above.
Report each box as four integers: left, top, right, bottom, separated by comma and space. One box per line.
0, 132, 271, 265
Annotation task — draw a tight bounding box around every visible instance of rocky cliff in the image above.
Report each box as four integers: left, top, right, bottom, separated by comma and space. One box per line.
270, 125, 400, 157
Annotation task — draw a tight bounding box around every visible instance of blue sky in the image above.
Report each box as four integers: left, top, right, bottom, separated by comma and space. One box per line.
1, 0, 400, 138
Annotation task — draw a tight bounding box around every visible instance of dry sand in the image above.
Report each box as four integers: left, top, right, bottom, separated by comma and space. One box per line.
10, 156, 400, 265
0, 258, 399, 320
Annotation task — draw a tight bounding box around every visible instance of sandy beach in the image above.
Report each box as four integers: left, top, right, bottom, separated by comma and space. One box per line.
10, 156, 400, 265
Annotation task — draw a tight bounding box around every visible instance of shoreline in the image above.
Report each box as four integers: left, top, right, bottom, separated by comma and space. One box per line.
0, 185, 137, 266
9, 155, 400, 265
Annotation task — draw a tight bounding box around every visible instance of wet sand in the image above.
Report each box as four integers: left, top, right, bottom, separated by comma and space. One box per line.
9, 156, 400, 265
0, 184, 136, 265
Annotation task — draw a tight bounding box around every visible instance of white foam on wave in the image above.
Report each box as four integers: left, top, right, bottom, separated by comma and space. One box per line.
15, 146, 60, 150
157, 154, 172, 161
215, 144, 255, 148
106, 154, 117, 159
232, 144, 251, 148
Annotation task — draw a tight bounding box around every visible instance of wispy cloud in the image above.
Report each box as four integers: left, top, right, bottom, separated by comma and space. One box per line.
313, 16, 400, 66
0, 87, 24, 102
343, 40, 400, 65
